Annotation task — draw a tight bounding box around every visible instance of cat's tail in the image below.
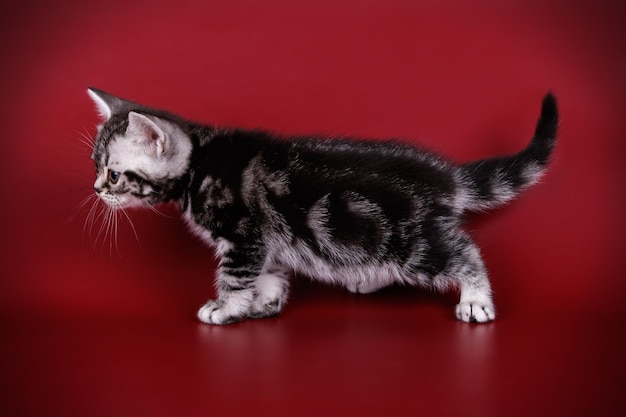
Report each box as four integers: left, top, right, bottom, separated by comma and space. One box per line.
456, 93, 558, 213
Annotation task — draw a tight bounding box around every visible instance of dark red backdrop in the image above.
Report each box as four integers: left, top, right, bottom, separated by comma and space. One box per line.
1, 1, 625, 416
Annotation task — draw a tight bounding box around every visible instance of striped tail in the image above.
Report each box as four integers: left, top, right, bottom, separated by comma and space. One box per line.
458, 93, 559, 212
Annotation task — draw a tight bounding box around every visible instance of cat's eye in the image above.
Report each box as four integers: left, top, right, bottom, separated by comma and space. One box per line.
108, 170, 121, 184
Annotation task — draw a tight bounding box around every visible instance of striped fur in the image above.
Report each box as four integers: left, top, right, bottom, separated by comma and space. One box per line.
87, 87, 558, 324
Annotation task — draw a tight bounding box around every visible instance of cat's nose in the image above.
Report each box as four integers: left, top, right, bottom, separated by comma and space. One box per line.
94, 177, 106, 194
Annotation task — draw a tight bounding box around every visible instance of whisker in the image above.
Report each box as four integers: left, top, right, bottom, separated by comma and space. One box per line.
76, 137, 93, 151
65, 193, 97, 227
70, 189, 144, 256
85, 197, 102, 238
75, 129, 95, 152
95, 204, 111, 249
82, 125, 95, 141
106, 207, 115, 256
111, 209, 122, 257
118, 206, 140, 242
79, 125, 95, 145
113, 208, 122, 257
145, 203, 173, 219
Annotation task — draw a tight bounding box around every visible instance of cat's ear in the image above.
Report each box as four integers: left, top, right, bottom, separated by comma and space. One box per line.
87, 87, 124, 120
127, 112, 167, 157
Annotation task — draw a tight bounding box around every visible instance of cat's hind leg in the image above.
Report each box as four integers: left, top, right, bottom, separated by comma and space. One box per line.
434, 234, 496, 323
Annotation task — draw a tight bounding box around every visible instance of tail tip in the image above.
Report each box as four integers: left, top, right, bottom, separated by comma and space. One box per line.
534, 91, 559, 140
540, 92, 559, 128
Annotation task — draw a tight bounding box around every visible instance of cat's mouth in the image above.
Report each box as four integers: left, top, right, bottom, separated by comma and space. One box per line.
97, 192, 122, 207
97, 191, 138, 209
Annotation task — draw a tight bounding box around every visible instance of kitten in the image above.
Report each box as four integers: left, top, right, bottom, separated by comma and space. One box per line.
87, 88, 558, 324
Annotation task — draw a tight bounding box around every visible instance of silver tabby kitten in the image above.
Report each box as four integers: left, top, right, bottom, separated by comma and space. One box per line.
87, 88, 558, 324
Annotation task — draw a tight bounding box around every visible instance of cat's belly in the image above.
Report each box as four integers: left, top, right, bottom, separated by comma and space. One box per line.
269, 242, 422, 293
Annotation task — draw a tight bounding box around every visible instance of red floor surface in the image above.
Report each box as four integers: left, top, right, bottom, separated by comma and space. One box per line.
1, 1, 625, 416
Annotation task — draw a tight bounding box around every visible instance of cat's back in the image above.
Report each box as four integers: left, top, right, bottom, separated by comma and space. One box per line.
199, 129, 457, 209
283, 136, 455, 196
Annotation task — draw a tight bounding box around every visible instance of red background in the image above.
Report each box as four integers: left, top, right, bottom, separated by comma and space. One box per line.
1, 0, 625, 416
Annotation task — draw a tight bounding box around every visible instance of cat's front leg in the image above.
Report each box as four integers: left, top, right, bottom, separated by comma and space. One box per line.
197, 275, 256, 325
197, 244, 263, 325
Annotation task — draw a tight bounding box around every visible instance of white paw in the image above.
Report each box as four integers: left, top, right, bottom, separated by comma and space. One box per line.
248, 273, 288, 318
455, 302, 496, 323
197, 300, 242, 325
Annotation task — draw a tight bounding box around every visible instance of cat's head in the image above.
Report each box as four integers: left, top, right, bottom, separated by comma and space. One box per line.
87, 88, 193, 208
